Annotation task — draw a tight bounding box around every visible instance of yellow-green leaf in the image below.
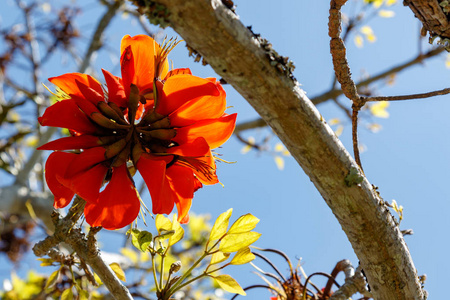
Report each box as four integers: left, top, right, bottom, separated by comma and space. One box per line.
93, 272, 103, 286
155, 214, 172, 233
109, 263, 126, 282
228, 214, 260, 234
169, 214, 185, 246
61, 288, 74, 300
370, 101, 390, 118
75, 281, 89, 300
378, 9, 395, 17
328, 118, 340, 125
209, 208, 233, 241
158, 230, 175, 240
37, 258, 54, 267
210, 251, 231, 265
130, 229, 153, 252
360, 25, 373, 35
354, 34, 363, 48
335, 125, 344, 137
211, 274, 246, 295
220, 232, 261, 253
274, 156, 285, 170
120, 248, 138, 264
230, 247, 255, 265
44, 269, 60, 291
78, 290, 89, 300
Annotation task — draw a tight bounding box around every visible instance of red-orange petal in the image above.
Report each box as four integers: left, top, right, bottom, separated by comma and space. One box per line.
120, 35, 168, 92
38, 99, 99, 134
167, 138, 218, 184
120, 45, 135, 98
102, 69, 127, 107
71, 94, 100, 116
137, 154, 174, 215
156, 75, 220, 116
64, 147, 107, 179
169, 81, 226, 127
167, 137, 210, 157
166, 165, 195, 224
44, 152, 76, 208
48, 73, 102, 98
84, 164, 140, 229
60, 163, 108, 203
75, 80, 105, 105
173, 113, 237, 149
164, 68, 192, 80
38, 135, 101, 150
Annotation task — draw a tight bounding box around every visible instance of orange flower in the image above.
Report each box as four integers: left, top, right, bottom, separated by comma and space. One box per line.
39, 35, 236, 229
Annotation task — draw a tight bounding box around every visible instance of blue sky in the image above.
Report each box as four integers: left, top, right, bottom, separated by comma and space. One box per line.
1, 0, 450, 298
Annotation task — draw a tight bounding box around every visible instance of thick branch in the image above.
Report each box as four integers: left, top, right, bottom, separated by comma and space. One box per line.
405, 0, 450, 39
132, 1, 425, 299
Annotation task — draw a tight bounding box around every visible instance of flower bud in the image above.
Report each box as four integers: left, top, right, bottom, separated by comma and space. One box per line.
170, 261, 182, 273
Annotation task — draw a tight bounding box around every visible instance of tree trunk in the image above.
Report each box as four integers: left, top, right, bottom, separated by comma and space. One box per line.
131, 0, 426, 299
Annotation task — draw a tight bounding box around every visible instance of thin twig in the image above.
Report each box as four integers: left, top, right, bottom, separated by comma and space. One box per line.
351, 106, 363, 171
329, 0, 365, 170
363, 87, 450, 102
233, 46, 445, 133
230, 285, 284, 300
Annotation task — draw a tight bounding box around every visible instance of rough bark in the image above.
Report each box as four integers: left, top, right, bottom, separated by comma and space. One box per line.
131, 1, 425, 299
405, 0, 450, 39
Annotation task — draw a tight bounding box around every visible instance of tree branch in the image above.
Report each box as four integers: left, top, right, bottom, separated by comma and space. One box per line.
131, 0, 425, 299
33, 198, 133, 300
234, 46, 445, 133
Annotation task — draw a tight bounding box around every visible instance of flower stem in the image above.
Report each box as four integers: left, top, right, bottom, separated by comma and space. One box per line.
165, 251, 209, 297
151, 253, 161, 293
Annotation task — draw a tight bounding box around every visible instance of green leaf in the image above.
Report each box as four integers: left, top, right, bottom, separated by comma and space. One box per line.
209, 208, 233, 241
169, 215, 185, 246
219, 232, 261, 253
228, 214, 259, 234
230, 247, 255, 265
211, 274, 246, 295
61, 287, 74, 300
345, 167, 364, 187
157, 229, 175, 240
210, 251, 231, 266
109, 263, 126, 282
44, 269, 60, 291
130, 229, 153, 252
155, 214, 172, 233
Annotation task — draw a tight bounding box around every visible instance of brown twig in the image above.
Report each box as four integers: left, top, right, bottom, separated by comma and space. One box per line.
351, 105, 363, 171
233, 46, 445, 134
329, 0, 365, 170
363, 87, 450, 102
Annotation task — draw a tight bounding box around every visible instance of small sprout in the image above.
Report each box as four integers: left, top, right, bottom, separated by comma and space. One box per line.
170, 261, 182, 273
345, 167, 364, 187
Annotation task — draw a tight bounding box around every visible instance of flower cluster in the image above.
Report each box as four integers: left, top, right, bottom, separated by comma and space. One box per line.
38, 35, 236, 230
